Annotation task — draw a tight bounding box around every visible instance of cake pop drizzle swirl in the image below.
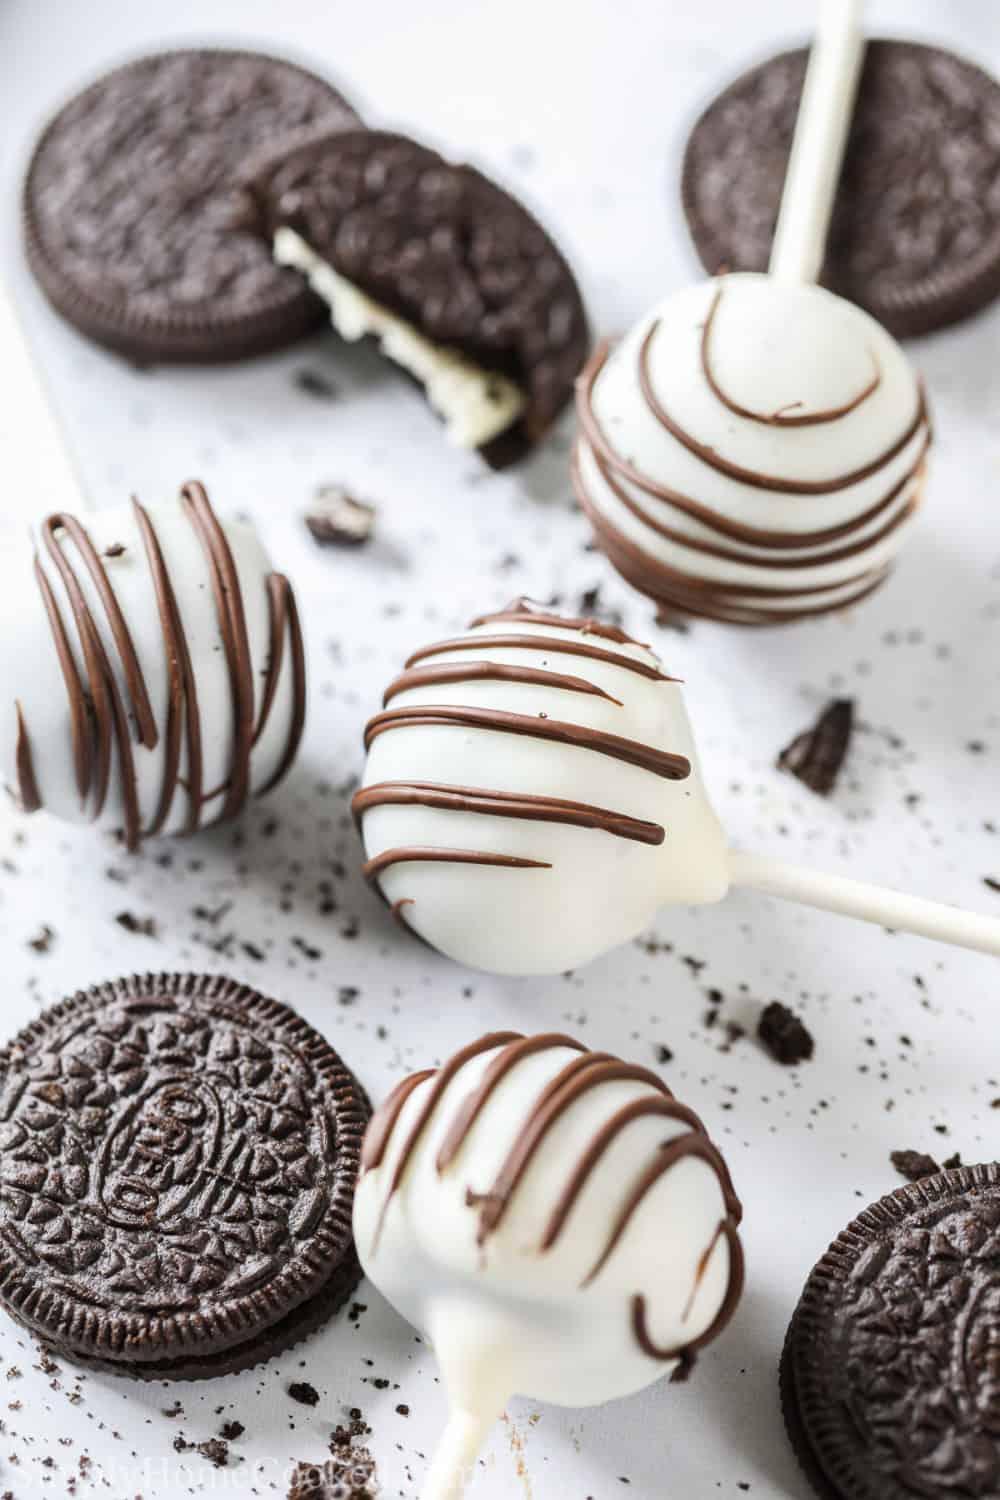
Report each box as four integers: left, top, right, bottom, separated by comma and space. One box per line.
573, 277, 932, 624
361, 1033, 744, 1364
700, 284, 881, 427
354, 605, 691, 915
14, 483, 306, 847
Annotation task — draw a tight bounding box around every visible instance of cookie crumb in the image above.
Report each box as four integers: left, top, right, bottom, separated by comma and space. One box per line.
758, 1002, 814, 1065
306, 485, 376, 547
890, 1149, 940, 1182
777, 699, 854, 796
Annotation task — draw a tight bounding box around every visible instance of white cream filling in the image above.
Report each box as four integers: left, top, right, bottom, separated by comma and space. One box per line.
274, 227, 526, 449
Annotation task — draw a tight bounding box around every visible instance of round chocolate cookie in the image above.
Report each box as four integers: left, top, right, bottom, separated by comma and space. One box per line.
240, 127, 590, 465
0, 973, 368, 1380
781, 1164, 1000, 1500
24, 50, 361, 362
682, 41, 1000, 339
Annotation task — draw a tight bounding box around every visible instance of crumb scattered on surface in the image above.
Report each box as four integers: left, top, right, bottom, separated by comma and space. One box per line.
306, 485, 376, 547
758, 1002, 814, 1065
777, 698, 854, 796
288, 1381, 320, 1407
891, 1149, 941, 1182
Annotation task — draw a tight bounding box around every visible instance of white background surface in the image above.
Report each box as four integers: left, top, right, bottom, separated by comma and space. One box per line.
1, 2, 999, 1497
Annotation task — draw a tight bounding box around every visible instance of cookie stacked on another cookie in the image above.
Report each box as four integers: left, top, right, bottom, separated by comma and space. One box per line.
0, 973, 368, 1379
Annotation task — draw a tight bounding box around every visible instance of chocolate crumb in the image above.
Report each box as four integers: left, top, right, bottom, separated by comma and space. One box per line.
654, 1044, 674, 1064
777, 698, 854, 796
196, 1438, 230, 1468
294, 369, 339, 401
395, 1404, 410, 1417
306, 485, 376, 547
891, 1149, 941, 1182
27, 923, 55, 953
288, 1381, 320, 1407
115, 911, 157, 937
103, 543, 126, 558
984, 877, 1000, 893
220, 1420, 244, 1441
757, 1001, 814, 1065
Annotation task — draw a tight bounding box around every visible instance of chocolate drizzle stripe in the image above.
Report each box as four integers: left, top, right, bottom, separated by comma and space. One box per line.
255, 574, 307, 799
436, 1034, 589, 1173
42, 515, 158, 750
469, 602, 646, 648
632, 1217, 745, 1362
583, 1133, 742, 1288
364, 847, 551, 882
639, 317, 927, 495
541, 1096, 704, 1252
383, 660, 624, 708
577, 438, 926, 569
352, 781, 665, 847
132, 498, 197, 837
21, 487, 306, 843
31, 556, 91, 804
472, 1059, 674, 1244
180, 482, 255, 822
579, 483, 894, 626
368, 1033, 523, 1249
576, 342, 928, 549
361, 1070, 437, 1172
364, 706, 691, 781
700, 285, 881, 427
14, 703, 41, 814
404, 633, 674, 684
681, 1218, 727, 1323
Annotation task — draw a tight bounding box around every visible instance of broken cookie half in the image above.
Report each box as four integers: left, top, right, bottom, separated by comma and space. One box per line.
236, 127, 589, 466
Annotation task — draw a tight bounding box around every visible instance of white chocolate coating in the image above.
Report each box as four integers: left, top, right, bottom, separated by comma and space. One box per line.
353, 1034, 743, 1416
275, 228, 526, 449
0, 487, 305, 846
574, 273, 930, 624
353, 603, 728, 975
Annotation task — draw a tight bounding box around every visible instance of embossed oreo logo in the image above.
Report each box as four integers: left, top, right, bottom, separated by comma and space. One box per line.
98, 1079, 224, 1229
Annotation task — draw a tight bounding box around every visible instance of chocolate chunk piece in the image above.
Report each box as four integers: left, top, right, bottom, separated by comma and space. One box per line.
241, 128, 589, 465
24, 50, 361, 362
306, 485, 376, 547
288, 1381, 320, 1406
889, 1148, 940, 1183
682, 41, 1000, 339
758, 1002, 814, 1065
777, 700, 853, 796
781, 1164, 1000, 1500
0, 973, 368, 1379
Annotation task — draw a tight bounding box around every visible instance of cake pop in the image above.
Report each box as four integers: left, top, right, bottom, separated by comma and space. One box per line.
574, 0, 931, 623
1, 484, 305, 849
353, 601, 1000, 972
353, 1031, 743, 1499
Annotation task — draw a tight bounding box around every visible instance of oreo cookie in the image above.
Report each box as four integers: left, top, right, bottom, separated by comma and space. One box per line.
0, 973, 368, 1380
781, 1163, 1000, 1500
240, 128, 589, 465
24, 50, 361, 362
682, 41, 1000, 338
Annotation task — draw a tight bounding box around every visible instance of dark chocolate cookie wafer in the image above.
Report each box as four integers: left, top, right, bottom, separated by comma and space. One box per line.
239, 127, 589, 465
0, 973, 368, 1380
781, 1163, 1000, 1500
682, 41, 1000, 339
24, 50, 361, 362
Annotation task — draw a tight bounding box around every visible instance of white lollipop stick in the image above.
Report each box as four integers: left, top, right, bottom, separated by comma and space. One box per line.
769, 0, 865, 284
728, 850, 1000, 958
0, 277, 88, 521
421, 1404, 503, 1500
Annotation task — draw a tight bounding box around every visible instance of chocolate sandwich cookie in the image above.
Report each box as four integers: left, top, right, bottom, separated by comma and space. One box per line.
781, 1163, 1000, 1500
682, 41, 1000, 338
238, 127, 589, 465
0, 973, 368, 1380
24, 50, 361, 362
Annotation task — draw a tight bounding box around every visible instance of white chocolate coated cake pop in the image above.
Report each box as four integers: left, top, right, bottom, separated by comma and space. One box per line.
353, 1032, 743, 1499
353, 600, 728, 974
1, 483, 305, 849
573, 272, 931, 624
355, 601, 1000, 971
